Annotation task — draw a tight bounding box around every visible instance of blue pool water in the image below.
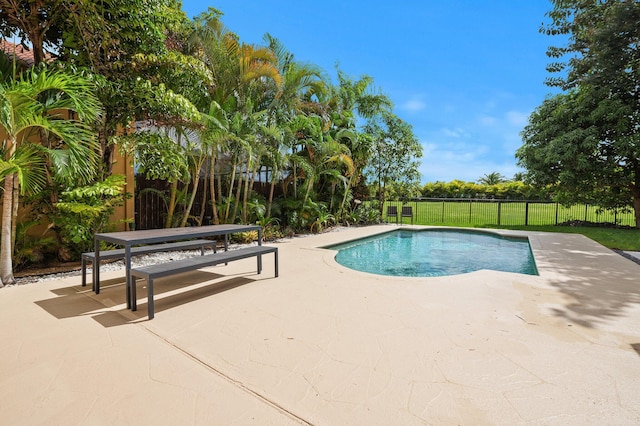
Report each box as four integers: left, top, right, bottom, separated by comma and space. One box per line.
328, 229, 538, 277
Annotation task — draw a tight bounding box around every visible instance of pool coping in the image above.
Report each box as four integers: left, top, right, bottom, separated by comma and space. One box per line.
320, 226, 540, 278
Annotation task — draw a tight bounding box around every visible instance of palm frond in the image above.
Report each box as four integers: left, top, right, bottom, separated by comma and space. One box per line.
0, 145, 47, 195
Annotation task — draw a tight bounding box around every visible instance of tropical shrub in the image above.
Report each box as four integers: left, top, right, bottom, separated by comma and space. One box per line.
49, 175, 130, 259
231, 231, 258, 244
13, 220, 58, 269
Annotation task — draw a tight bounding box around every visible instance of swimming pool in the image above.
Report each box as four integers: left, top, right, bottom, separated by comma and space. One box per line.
327, 229, 538, 277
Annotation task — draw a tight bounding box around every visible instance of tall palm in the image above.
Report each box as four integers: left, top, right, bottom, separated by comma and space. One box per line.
0, 68, 101, 285
263, 34, 325, 124
478, 172, 507, 186
307, 70, 392, 201
260, 36, 327, 215
187, 11, 282, 223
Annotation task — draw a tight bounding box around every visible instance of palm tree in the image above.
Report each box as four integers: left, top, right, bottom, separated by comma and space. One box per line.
0, 67, 101, 285
187, 11, 282, 224
477, 172, 507, 186
319, 70, 392, 192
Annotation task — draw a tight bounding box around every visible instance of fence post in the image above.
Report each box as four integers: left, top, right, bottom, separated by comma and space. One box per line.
525, 202, 529, 226
584, 204, 588, 222
497, 201, 501, 225
469, 200, 472, 223
441, 201, 445, 222
555, 202, 559, 225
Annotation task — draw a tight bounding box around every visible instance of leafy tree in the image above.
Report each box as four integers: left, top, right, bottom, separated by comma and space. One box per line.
384, 181, 423, 201
518, 0, 640, 227
364, 112, 423, 209
2, 0, 203, 173
0, 0, 63, 65
115, 130, 190, 227
52, 174, 129, 255
0, 67, 101, 285
517, 87, 633, 210
421, 179, 546, 200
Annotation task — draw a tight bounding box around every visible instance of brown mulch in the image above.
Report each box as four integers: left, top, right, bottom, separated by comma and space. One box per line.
14, 261, 83, 279
558, 220, 635, 230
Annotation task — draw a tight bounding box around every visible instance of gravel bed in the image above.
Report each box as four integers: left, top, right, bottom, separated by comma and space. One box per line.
12, 245, 256, 286
4, 225, 353, 287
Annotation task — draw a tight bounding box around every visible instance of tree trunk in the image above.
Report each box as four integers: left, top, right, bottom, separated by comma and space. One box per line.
0, 173, 16, 285
179, 166, 201, 227
378, 166, 383, 213
209, 156, 220, 224
329, 182, 336, 211
224, 157, 238, 222
267, 179, 275, 218
293, 163, 298, 199
180, 151, 206, 227
242, 167, 257, 224
302, 174, 314, 206
165, 180, 178, 228
217, 160, 223, 212
231, 167, 244, 223
241, 170, 250, 223
198, 161, 209, 225
633, 166, 640, 229
633, 189, 640, 229
11, 177, 19, 254
339, 176, 353, 217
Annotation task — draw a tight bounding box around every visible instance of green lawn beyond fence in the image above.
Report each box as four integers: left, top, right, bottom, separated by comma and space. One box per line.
384, 198, 636, 227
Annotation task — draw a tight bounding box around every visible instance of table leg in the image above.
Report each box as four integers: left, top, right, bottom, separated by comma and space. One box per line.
257, 228, 263, 272
94, 237, 100, 294
224, 234, 229, 265
125, 245, 132, 309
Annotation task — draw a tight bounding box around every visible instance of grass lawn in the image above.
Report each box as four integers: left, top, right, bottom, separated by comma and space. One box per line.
383, 201, 640, 251
482, 224, 640, 251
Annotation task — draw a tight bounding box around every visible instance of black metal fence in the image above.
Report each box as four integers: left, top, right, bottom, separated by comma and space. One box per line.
136, 178, 637, 229
384, 198, 636, 227
134, 176, 275, 230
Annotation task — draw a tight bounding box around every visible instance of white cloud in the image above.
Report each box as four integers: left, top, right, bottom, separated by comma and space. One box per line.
418, 139, 519, 183
400, 98, 427, 112
419, 154, 521, 183
479, 115, 497, 126
506, 110, 529, 127
421, 142, 437, 156
441, 127, 470, 138
407, 94, 536, 183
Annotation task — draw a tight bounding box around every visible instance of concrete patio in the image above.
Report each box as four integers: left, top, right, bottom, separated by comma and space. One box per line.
1, 225, 639, 425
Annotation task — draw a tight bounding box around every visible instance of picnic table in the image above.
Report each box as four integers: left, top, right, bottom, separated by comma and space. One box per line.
93, 224, 262, 309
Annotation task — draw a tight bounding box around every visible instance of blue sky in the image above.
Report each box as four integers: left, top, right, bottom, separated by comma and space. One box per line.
181, 1, 560, 183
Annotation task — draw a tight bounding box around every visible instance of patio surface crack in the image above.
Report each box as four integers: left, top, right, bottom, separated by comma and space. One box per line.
143, 326, 312, 425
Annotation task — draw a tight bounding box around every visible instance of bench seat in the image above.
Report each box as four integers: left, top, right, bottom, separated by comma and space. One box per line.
130, 245, 278, 319
82, 239, 217, 290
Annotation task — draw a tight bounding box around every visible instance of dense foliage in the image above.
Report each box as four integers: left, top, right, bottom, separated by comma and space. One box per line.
517, 0, 640, 228
0, 2, 422, 275
421, 180, 549, 200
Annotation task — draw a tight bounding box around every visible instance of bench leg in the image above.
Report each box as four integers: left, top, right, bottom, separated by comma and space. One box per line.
257, 255, 262, 274
81, 257, 87, 287
274, 251, 278, 277
131, 276, 137, 311
147, 278, 154, 320
94, 239, 100, 294
92, 260, 98, 293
